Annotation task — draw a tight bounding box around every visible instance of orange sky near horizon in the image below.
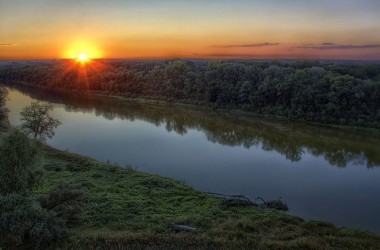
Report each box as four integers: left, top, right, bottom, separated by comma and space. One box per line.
1, 0, 380, 60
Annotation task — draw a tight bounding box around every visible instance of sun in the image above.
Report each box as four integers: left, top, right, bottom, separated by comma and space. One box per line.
63, 40, 102, 60
76, 53, 89, 62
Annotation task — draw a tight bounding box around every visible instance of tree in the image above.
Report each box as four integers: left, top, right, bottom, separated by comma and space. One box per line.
20, 101, 61, 141
0, 128, 42, 195
0, 87, 7, 119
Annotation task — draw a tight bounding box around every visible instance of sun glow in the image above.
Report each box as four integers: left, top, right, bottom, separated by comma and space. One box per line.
76, 53, 89, 62
63, 40, 102, 60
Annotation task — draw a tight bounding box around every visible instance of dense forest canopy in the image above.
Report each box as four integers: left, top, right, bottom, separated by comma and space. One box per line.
0, 59, 379, 128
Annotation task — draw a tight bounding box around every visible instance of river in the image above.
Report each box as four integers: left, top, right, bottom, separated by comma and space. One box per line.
4, 85, 380, 232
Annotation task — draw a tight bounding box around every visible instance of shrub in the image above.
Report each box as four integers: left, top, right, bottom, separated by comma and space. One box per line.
0, 128, 43, 195
0, 194, 67, 247
0, 87, 7, 119
40, 183, 87, 226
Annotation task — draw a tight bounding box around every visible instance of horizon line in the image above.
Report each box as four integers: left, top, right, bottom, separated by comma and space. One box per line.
1, 57, 380, 62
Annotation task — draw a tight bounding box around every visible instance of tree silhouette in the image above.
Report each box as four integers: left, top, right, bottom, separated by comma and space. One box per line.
20, 101, 61, 141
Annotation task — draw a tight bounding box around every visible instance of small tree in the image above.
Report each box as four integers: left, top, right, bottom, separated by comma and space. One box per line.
0, 128, 42, 195
20, 101, 61, 141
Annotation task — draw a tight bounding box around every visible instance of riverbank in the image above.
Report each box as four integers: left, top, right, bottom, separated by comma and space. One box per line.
4, 81, 380, 137
1, 105, 380, 249
29, 142, 380, 249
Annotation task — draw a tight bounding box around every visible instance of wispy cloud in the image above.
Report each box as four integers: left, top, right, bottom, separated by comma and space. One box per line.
0, 43, 18, 46
319, 42, 335, 46
193, 53, 264, 58
192, 53, 289, 59
211, 42, 279, 48
296, 43, 380, 50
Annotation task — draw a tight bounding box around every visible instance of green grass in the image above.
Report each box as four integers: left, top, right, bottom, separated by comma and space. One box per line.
34, 146, 380, 249
1, 114, 380, 249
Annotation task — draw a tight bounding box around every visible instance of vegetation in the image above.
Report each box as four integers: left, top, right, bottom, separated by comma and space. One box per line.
9, 84, 380, 168
0, 86, 7, 131
0, 87, 6, 119
0, 86, 380, 249
0, 128, 42, 195
20, 101, 62, 140
0, 193, 67, 247
0, 60, 379, 128
35, 147, 380, 249
0, 100, 84, 247
0, 128, 71, 247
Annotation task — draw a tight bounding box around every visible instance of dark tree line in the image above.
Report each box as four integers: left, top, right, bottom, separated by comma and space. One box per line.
7, 85, 380, 168
0, 59, 379, 128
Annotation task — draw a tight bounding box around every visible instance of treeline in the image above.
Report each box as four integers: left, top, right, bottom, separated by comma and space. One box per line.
0, 60, 379, 127
10, 85, 380, 168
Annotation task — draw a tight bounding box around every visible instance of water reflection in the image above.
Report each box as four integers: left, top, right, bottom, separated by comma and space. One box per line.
6, 84, 380, 168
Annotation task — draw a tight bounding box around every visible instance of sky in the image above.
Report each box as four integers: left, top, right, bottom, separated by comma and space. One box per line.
1, 0, 380, 60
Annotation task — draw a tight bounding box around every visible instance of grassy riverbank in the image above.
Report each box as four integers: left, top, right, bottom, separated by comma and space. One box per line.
1, 86, 380, 249
0, 125, 379, 249
39, 146, 380, 249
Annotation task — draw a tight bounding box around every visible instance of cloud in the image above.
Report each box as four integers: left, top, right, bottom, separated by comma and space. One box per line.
319, 42, 335, 46
192, 53, 291, 59
296, 43, 380, 50
193, 53, 259, 58
210, 42, 279, 48
0, 43, 18, 46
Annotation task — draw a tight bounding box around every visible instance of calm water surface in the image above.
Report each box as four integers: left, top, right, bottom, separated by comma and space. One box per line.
5, 85, 380, 232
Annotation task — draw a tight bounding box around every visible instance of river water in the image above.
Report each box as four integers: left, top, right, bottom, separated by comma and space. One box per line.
4, 85, 380, 232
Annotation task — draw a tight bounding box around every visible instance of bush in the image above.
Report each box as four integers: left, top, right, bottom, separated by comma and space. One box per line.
0, 194, 67, 247
0, 128, 43, 195
0, 87, 7, 119
40, 183, 87, 226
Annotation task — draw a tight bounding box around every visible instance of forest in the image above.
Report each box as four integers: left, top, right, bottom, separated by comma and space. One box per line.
0, 60, 379, 128
6, 84, 380, 168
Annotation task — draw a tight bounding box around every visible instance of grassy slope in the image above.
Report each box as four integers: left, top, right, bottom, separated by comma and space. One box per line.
35, 146, 380, 250
1, 115, 380, 249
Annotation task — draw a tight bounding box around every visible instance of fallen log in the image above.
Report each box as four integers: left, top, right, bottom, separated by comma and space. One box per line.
206, 192, 255, 205
208, 192, 254, 204
256, 197, 288, 211
207, 192, 288, 211
168, 222, 197, 232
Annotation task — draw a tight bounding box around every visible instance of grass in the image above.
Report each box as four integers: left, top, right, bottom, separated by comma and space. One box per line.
33, 145, 380, 249
1, 110, 380, 249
